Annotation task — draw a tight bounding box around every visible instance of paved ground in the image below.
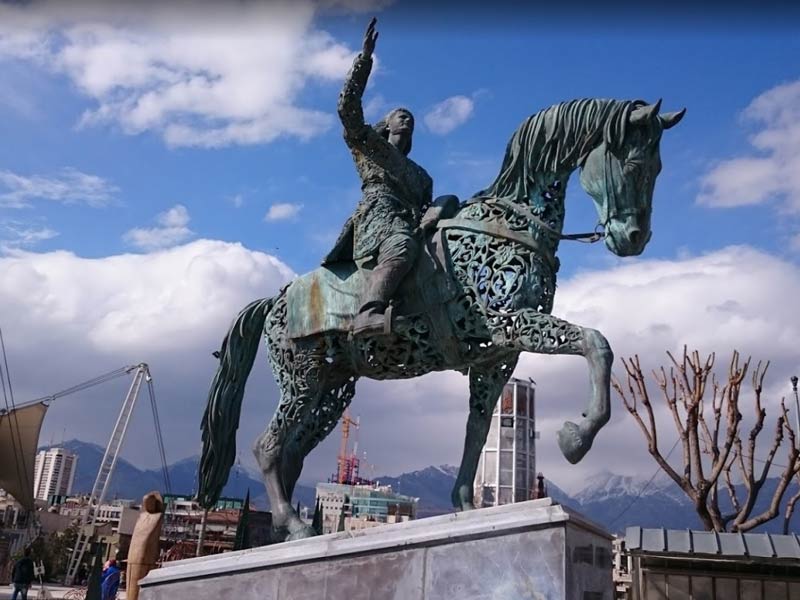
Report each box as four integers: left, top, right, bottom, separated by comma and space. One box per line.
0, 585, 127, 599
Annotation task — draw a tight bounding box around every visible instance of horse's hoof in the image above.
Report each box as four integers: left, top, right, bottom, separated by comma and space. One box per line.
286, 524, 317, 541
452, 484, 475, 512
557, 421, 591, 464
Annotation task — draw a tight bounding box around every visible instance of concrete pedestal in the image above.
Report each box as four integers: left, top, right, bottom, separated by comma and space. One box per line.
139, 498, 612, 600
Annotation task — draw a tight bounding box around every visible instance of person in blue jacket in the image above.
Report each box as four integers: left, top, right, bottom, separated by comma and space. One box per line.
100, 559, 121, 600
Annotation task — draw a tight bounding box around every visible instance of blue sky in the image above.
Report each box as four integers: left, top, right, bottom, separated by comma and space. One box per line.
2, 1, 800, 496
3, 7, 798, 271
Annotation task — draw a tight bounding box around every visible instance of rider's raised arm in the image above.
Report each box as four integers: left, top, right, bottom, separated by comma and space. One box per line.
337, 51, 373, 148
337, 50, 407, 175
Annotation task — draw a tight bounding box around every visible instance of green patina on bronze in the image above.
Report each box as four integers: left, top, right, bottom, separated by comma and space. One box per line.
197, 18, 685, 542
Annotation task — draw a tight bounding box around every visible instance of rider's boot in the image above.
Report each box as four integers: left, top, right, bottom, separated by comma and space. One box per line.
352, 259, 409, 337
352, 300, 390, 336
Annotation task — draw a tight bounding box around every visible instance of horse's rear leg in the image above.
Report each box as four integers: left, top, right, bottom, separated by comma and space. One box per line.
281, 376, 357, 506
254, 345, 330, 541
452, 355, 518, 511
493, 310, 613, 464
254, 404, 315, 540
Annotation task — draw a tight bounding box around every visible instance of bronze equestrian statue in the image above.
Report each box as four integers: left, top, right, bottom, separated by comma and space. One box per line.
197, 18, 685, 542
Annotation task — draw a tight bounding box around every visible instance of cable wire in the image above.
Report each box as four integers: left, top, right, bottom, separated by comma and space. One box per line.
16, 366, 135, 409
0, 326, 32, 501
608, 436, 682, 529
146, 372, 171, 496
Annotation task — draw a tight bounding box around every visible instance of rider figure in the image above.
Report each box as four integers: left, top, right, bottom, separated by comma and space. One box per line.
323, 18, 433, 336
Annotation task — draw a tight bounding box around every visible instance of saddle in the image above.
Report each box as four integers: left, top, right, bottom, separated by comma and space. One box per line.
286, 196, 460, 342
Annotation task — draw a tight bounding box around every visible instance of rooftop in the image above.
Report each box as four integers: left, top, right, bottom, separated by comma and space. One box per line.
626, 527, 800, 561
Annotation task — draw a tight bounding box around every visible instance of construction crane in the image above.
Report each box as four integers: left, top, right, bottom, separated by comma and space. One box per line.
63, 363, 171, 585
336, 410, 360, 485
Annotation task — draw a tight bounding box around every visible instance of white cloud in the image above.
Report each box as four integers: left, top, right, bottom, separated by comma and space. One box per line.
0, 220, 58, 253
2, 239, 797, 498
363, 94, 387, 121
347, 245, 800, 491
0, 1, 363, 148
123, 203, 193, 250
515, 245, 800, 491
698, 79, 800, 212
265, 202, 303, 221
0, 167, 118, 208
0, 239, 295, 473
424, 95, 474, 135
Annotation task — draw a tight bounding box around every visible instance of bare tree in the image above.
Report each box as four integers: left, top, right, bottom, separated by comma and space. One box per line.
613, 347, 800, 532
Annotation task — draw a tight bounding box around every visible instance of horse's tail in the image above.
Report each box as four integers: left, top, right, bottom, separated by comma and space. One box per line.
196, 296, 276, 509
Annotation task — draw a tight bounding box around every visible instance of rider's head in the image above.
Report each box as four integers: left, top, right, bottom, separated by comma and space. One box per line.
375, 108, 414, 155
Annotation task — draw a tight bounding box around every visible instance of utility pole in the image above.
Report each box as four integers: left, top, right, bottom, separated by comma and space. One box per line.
196, 508, 209, 557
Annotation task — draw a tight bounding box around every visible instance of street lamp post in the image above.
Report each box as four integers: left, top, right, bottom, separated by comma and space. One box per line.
792, 376, 800, 448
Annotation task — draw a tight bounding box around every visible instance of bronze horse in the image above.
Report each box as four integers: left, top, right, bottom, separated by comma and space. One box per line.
197, 98, 685, 540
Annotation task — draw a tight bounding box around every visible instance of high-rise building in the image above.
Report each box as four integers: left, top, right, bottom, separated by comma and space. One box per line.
33, 448, 78, 502
473, 377, 537, 507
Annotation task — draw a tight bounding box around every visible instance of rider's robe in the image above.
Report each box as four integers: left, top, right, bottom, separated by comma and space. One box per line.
323, 52, 432, 265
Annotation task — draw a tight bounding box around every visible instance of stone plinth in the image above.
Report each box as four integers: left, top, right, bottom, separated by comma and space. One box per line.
139, 498, 612, 600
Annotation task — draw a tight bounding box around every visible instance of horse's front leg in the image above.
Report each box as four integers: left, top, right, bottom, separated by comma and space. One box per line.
492, 309, 613, 464
452, 355, 519, 511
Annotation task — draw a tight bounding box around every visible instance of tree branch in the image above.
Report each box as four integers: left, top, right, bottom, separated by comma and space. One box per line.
615, 348, 796, 533
616, 355, 690, 497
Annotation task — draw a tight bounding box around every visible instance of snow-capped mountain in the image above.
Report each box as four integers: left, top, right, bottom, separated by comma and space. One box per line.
572, 470, 688, 505
573, 470, 654, 504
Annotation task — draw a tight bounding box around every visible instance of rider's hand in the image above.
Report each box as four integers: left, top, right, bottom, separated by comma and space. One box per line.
362, 17, 378, 59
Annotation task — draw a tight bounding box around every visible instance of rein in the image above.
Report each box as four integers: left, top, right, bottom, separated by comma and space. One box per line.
491, 198, 604, 244
465, 197, 605, 244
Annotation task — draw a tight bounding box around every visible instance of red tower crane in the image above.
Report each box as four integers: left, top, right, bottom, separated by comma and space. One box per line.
336, 410, 360, 484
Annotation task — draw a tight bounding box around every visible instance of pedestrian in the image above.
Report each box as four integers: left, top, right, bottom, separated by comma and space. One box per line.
11, 547, 35, 600
100, 558, 121, 600
76, 564, 87, 586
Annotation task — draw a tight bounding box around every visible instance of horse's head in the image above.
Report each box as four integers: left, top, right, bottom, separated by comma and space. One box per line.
579, 100, 685, 256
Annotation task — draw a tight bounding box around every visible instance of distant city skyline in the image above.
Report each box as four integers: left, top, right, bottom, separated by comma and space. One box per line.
1, 2, 799, 494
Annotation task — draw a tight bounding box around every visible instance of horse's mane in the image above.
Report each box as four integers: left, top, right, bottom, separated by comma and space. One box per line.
477, 98, 642, 202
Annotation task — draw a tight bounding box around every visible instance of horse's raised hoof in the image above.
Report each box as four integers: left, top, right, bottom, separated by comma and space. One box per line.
557, 421, 592, 464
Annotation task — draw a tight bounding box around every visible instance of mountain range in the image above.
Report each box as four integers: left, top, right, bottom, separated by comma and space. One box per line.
49, 440, 800, 534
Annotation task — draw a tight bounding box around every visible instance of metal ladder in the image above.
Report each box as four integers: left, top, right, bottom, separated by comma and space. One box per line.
64, 364, 149, 585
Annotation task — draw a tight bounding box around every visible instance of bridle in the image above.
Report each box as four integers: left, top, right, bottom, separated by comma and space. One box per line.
595, 143, 653, 244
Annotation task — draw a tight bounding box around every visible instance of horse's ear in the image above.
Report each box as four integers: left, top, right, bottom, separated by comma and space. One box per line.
629, 99, 662, 125
659, 108, 686, 130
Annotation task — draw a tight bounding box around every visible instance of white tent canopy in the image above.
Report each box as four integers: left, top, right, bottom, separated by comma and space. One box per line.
0, 402, 48, 509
